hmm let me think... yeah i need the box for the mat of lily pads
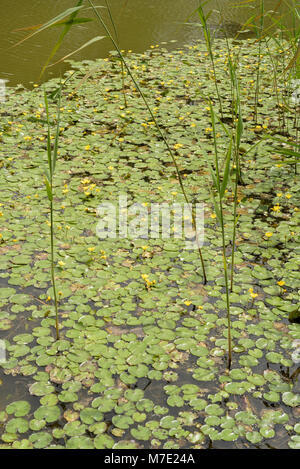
[0,38,299,449]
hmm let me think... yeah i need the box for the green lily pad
[29,382,55,396]
[29,432,53,448]
[130,425,151,441]
[112,415,134,430]
[259,425,275,439]
[246,431,263,444]
[34,405,61,423]
[5,417,29,434]
[66,436,94,449]
[6,400,31,417]
[58,391,78,403]
[64,421,87,437]
[282,392,300,407]
[205,404,224,416]
[288,436,300,450]
[94,433,114,449]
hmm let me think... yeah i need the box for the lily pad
[6,401,31,417]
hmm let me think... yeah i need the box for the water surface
[0,0,295,87]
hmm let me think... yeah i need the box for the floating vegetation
[0,27,299,450]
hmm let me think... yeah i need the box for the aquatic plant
[208,102,233,369]
[269,135,299,174]
[104,0,127,108]
[227,56,244,291]
[43,83,63,339]
[193,1,224,118]
[253,0,265,124]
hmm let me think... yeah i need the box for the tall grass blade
[39,0,86,78]
[104,0,128,107]
[11,6,85,49]
[52,86,62,175]
[43,82,63,340]
[12,1,105,80]
[220,139,232,199]
[196,2,224,117]
[47,36,105,68]
[209,102,232,369]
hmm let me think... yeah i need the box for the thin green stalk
[208,14,243,295]
[278,17,289,133]
[254,0,265,124]
[271,35,287,132]
[40,0,84,77]
[225,53,244,291]
[222,225,232,370]
[230,114,243,293]
[104,0,127,108]
[217,17,235,122]
[264,37,284,131]
[209,103,232,369]
[44,83,63,340]
[224,38,244,185]
[197,2,224,118]
[50,200,59,340]
[88,0,207,283]
[230,149,239,293]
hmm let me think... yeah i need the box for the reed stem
[44,83,62,340]
[209,102,232,369]
[50,199,60,340]
[104,0,127,108]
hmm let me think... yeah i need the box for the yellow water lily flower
[249,288,258,299]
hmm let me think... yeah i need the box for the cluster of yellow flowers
[87,247,107,261]
[249,288,258,299]
[81,178,99,196]
[141,273,156,290]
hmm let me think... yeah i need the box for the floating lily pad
[29,382,55,396]
[282,392,300,408]
[34,405,61,423]
[66,436,94,449]
[6,401,31,417]
[5,417,29,434]
[0,33,299,451]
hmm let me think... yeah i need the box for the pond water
[0,0,296,87]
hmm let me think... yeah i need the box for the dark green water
[0,0,296,87]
